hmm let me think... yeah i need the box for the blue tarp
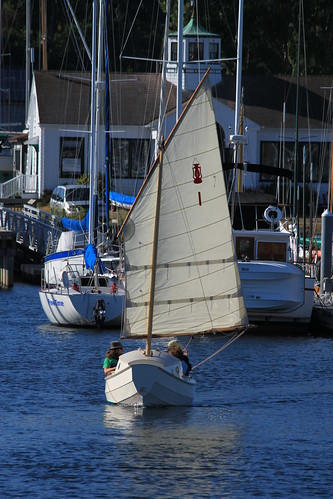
[62,211,89,232]
[109,191,135,209]
[84,243,106,273]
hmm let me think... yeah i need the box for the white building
[5,16,333,208]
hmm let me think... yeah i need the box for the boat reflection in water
[102,404,241,494]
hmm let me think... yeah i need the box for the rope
[191,327,249,371]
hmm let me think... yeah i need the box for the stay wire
[191,327,248,371]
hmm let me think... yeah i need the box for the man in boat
[167,340,192,376]
[103,341,123,375]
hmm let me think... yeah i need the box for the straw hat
[167,340,181,350]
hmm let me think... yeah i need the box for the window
[189,42,203,61]
[257,242,286,262]
[171,42,178,62]
[111,139,150,179]
[235,237,254,260]
[260,141,330,183]
[209,43,218,60]
[60,137,85,178]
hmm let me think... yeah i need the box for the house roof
[34,71,192,127]
[33,71,333,132]
[213,74,333,130]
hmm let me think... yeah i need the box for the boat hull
[238,261,314,328]
[105,349,196,407]
[311,301,333,332]
[39,289,124,327]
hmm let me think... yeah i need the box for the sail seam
[127,290,243,308]
[127,257,236,271]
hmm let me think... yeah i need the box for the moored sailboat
[39,0,125,327]
[105,71,249,406]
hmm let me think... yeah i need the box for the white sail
[122,75,248,338]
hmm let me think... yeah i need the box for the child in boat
[103,341,123,375]
[167,340,192,376]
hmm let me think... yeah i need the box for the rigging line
[191,327,248,371]
[120,0,144,60]
[61,0,87,71]
[62,0,92,63]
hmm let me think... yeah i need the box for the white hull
[233,228,315,329]
[105,349,196,407]
[39,288,124,327]
[239,261,314,325]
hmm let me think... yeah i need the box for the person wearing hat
[167,340,192,376]
[103,341,124,375]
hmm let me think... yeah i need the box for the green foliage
[77,173,107,199]
[1,0,333,75]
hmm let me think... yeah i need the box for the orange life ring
[110,283,118,294]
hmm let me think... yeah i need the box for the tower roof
[170,15,219,38]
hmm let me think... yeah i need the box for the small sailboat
[39,0,125,327]
[105,71,249,406]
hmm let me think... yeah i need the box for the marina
[1,0,333,493]
[1,282,332,497]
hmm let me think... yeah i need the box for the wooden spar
[146,145,164,356]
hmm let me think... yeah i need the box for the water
[1,283,333,498]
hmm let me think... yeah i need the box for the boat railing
[41,267,82,294]
[295,261,318,280]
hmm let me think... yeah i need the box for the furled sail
[121,75,248,338]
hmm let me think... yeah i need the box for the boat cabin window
[236,237,255,261]
[257,242,286,261]
[80,276,109,287]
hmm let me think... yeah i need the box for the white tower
[166,13,223,91]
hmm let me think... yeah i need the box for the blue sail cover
[84,243,106,273]
[62,211,89,232]
[109,191,135,209]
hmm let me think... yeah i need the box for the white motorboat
[234,224,315,330]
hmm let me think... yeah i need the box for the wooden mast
[41,0,48,70]
[145,146,163,356]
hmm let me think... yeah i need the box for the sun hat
[110,340,123,350]
[167,340,181,349]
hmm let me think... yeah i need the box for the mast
[41,0,48,70]
[104,0,110,227]
[293,0,302,223]
[234,0,243,145]
[146,149,163,356]
[230,0,244,224]
[176,0,183,119]
[88,0,97,245]
[26,0,31,122]
[155,0,171,160]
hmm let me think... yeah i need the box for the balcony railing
[0,174,37,199]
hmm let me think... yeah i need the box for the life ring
[110,283,118,294]
[264,205,282,224]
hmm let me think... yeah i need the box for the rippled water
[1,283,333,497]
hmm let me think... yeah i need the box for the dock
[0,229,16,288]
[0,203,63,285]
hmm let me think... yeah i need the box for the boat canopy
[62,211,89,232]
[84,243,106,273]
[109,191,135,210]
